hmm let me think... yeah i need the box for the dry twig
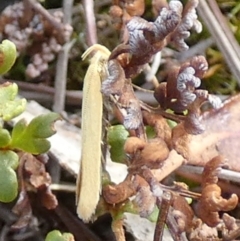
[53,0,75,112]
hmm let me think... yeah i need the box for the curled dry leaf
[188,219,218,241]
[38,187,58,210]
[11,189,32,230]
[113,80,144,131]
[201,155,226,185]
[142,111,172,147]
[170,0,202,51]
[152,0,168,17]
[172,194,194,234]
[195,156,238,227]
[101,57,144,131]
[134,177,156,218]
[101,59,125,96]
[172,122,190,159]
[154,56,224,159]
[124,0,145,17]
[24,153,58,209]
[125,136,169,170]
[108,0,201,78]
[11,153,32,230]
[154,55,208,113]
[222,213,238,234]
[102,178,136,204]
[109,0,145,30]
[109,5,124,30]
[186,94,240,170]
[124,136,145,155]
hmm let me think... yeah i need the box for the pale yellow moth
[76,44,110,222]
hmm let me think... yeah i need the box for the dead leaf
[195,156,238,227]
[187,94,240,171]
[24,153,58,209]
[11,189,32,230]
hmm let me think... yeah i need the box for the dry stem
[197,0,240,85]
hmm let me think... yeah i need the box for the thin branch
[52,0,74,113]
[0,79,158,107]
[178,164,240,184]
[143,51,162,88]
[83,0,98,45]
[53,38,76,112]
[50,183,76,192]
[63,0,73,24]
[176,165,240,197]
[154,192,172,241]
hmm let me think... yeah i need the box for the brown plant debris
[172,194,194,234]
[124,136,169,170]
[188,219,218,241]
[23,153,58,210]
[102,177,136,205]
[195,156,238,227]
[79,0,240,240]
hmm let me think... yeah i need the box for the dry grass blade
[197,0,240,85]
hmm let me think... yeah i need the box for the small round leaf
[0,40,17,75]
[0,163,18,202]
[107,125,129,163]
[45,230,74,241]
[0,128,11,147]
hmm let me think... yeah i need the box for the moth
[76,44,110,222]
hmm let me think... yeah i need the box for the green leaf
[0,150,19,202]
[0,40,17,75]
[145,125,156,139]
[11,113,60,154]
[107,125,129,163]
[0,82,26,121]
[62,233,75,241]
[45,230,65,241]
[0,128,11,147]
[45,230,74,241]
[0,150,18,170]
[147,205,159,223]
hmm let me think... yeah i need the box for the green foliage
[0,93,59,202]
[0,150,18,202]
[145,125,156,139]
[0,82,26,121]
[11,113,60,154]
[107,125,129,163]
[0,128,11,147]
[0,84,59,201]
[147,206,159,223]
[45,230,75,241]
[0,40,17,75]
[0,38,61,236]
